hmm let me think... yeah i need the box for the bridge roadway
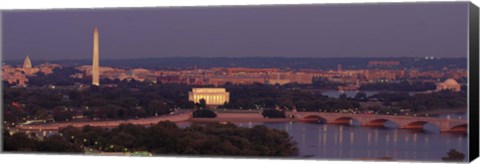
[16,111,192,131]
[287,111,467,132]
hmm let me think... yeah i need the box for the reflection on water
[258,122,468,162]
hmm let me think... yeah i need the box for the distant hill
[4,57,466,70]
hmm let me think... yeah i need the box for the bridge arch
[366,118,399,128]
[402,121,439,130]
[332,116,359,125]
[299,115,327,124]
[448,124,467,133]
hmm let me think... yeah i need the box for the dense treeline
[3,82,195,123]
[220,83,360,112]
[4,121,298,156]
[261,110,286,118]
[359,81,436,91]
[3,129,83,153]
[442,149,465,161]
[311,77,341,90]
[368,90,467,113]
[28,67,86,87]
[397,90,467,112]
[3,121,298,156]
[192,109,217,118]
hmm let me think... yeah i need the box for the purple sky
[2,2,469,60]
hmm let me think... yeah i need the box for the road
[16,110,192,131]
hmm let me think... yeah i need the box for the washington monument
[92,27,100,86]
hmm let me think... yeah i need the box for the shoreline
[188,117,292,123]
[415,108,466,115]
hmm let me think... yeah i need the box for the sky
[1,2,469,60]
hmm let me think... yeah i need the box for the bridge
[14,110,467,133]
[287,111,467,133]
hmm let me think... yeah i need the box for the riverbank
[190,112,292,123]
[15,111,192,131]
[189,117,291,123]
[415,108,466,115]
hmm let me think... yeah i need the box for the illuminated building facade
[23,56,32,69]
[436,78,461,92]
[188,88,230,106]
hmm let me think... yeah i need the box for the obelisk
[92,27,100,86]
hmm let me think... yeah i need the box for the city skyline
[2,2,469,60]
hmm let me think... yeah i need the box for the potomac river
[178,118,468,162]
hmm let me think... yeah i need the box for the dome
[443,78,459,86]
[23,56,32,69]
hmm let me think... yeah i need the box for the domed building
[436,78,461,92]
[22,56,38,76]
[23,56,32,69]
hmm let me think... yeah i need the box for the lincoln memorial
[188,88,230,106]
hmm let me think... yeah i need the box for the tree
[33,108,51,120]
[442,149,465,161]
[36,135,83,153]
[3,129,13,150]
[354,92,368,101]
[261,110,286,118]
[197,98,207,109]
[415,105,428,112]
[147,100,169,116]
[3,132,37,151]
[52,106,74,122]
[192,109,217,118]
[8,121,298,156]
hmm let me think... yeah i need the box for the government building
[188,88,230,106]
[436,78,461,92]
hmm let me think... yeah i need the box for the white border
[0,0,478,164]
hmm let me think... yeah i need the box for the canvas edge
[468,1,479,162]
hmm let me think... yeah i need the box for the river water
[175,118,468,162]
[314,90,468,161]
[241,122,467,162]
